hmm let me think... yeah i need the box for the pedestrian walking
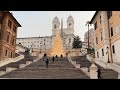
[61,54,63,60]
[97,67,102,79]
[55,55,58,58]
[46,59,49,68]
[52,56,55,62]
[44,53,47,57]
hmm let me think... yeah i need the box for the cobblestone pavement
[0,57,89,79]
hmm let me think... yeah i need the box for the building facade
[90,11,120,63]
[16,15,74,51]
[84,28,95,49]
[0,11,21,61]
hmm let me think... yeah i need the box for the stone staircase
[71,55,118,79]
[72,56,92,68]
[0,57,89,79]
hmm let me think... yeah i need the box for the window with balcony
[94,21,97,30]
[101,31,103,41]
[97,51,99,58]
[111,27,113,37]
[12,38,15,45]
[13,25,17,33]
[8,20,12,29]
[112,45,115,54]
[96,37,98,45]
[100,16,101,24]
[102,49,104,56]
[11,52,12,58]
[7,32,10,43]
[5,50,7,56]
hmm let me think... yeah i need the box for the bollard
[75,64,80,68]
[6,67,13,72]
[19,64,26,68]
[26,61,32,65]
[89,63,98,79]
[118,73,120,79]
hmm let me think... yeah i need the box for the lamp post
[40,43,41,53]
[44,44,46,53]
[106,47,110,63]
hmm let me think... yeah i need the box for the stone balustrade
[6,67,16,73]
[0,54,24,67]
[67,53,91,77]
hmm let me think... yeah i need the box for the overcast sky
[11,11,95,41]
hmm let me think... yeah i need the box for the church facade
[16,15,74,51]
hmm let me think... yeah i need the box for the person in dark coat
[97,67,102,79]
[46,59,49,68]
[44,53,47,57]
[52,56,55,62]
[55,55,58,58]
[61,54,63,60]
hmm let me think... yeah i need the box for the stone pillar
[19,64,26,68]
[79,52,82,56]
[118,73,120,79]
[106,63,112,69]
[89,63,98,79]
[6,67,13,72]
[75,64,80,68]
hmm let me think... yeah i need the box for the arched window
[69,23,72,28]
[7,32,10,43]
[54,24,57,29]
[12,38,14,45]
[11,52,12,58]
[63,38,65,45]
[12,36,15,45]
[69,38,71,44]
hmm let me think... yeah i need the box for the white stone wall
[16,37,52,50]
[112,40,120,63]
[95,45,108,63]
[63,28,74,35]
[16,45,26,53]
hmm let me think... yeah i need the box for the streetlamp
[85,21,90,49]
[106,47,110,63]
[40,43,41,53]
